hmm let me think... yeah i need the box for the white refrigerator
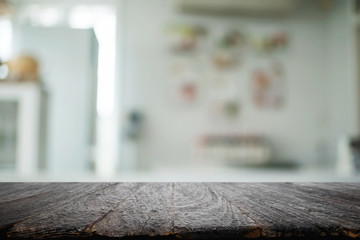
[13,26,98,176]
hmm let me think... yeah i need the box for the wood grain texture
[261,183,360,231]
[8,183,143,239]
[210,183,329,237]
[0,183,113,229]
[174,183,260,239]
[211,183,360,238]
[0,183,59,203]
[92,183,173,238]
[294,182,360,202]
[0,182,359,239]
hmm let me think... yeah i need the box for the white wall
[121,0,340,169]
[326,0,359,165]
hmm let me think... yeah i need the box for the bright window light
[68,5,113,29]
[0,17,12,61]
[22,5,62,27]
[69,5,116,118]
[68,5,96,29]
[40,7,61,27]
[94,14,116,118]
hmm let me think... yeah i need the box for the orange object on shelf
[6,55,40,82]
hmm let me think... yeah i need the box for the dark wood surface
[0,182,359,239]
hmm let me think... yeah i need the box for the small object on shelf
[6,55,40,82]
[0,59,9,80]
[124,110,144,141]
[336,136,360,176]
[0,0,13,16]
[197,134,271,166]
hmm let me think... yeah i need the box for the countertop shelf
[0,182,359,239]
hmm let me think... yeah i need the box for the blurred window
[0,17,12,61]
[68,5,116,117]
[18,5,63,27]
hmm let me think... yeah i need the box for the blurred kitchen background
[1,0,360,181]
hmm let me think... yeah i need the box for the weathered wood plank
[261,182,360,212]
[229,183,359,238]
[7,183,143,239]
[260,182,360,238]
[294,182,360,201]
[0,183,20,193]
[0,182,70,204]
[174,183,259,239]
[211,183,343,238]
[0,183,113,229]
[0,183,54,200]
[0,182,359,240]
[92,183,173,238]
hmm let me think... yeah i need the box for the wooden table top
[0,182,359,239]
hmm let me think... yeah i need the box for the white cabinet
[0,82,42,176]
